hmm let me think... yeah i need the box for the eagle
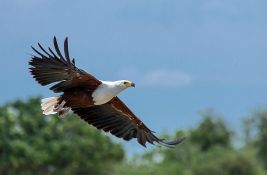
[29,37,185,147]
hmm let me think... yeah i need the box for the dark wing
[29,37,101,93]
[73,97,185,147]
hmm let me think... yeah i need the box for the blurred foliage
[116,110,267,175]
[0,97,124,175]
[190,110,232,151]
[1,97,267,175]
[252,111,267,169]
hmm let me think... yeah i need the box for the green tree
[0,97,124,175]
[253,111,267,169]
[116,110,267,175]
[191,149,262,175]
[190,110,232,151]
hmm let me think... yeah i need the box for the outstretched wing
[73,97,185,147]
[29,37,101,93]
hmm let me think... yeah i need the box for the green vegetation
[1,97,267,175]
[0,97,124,175]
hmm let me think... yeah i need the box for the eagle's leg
[54,100,71,119]
[58,108,71,119]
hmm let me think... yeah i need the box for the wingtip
[166,137,186,145]
[72,58,75,65]
[159,136,186,148]
[141,143,147,148]
[53,36,57,45]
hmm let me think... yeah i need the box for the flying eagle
[29,37,185,147]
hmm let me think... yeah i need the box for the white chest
[92,81,125,105]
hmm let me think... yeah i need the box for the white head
[114,80,135,89]
[93,80,135,105]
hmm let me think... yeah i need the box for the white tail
[41,97,59,115]
[41,97,71,118]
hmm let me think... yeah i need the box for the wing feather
[53,36,65,59]
[72,97,185,147]
[38,43,53,58]
[64,37,71,61]
[29,37,101,93]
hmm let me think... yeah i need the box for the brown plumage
[29,37,185,147]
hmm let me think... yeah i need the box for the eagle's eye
[123,82,128,85]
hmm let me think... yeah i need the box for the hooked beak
[131,82,135,87]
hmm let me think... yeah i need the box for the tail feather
[41,97,71,118]
[41,97,59,115]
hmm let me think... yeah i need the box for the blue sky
[1,0,267,153]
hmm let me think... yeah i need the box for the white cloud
[117,68,192,88]
[141,69,192,87]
